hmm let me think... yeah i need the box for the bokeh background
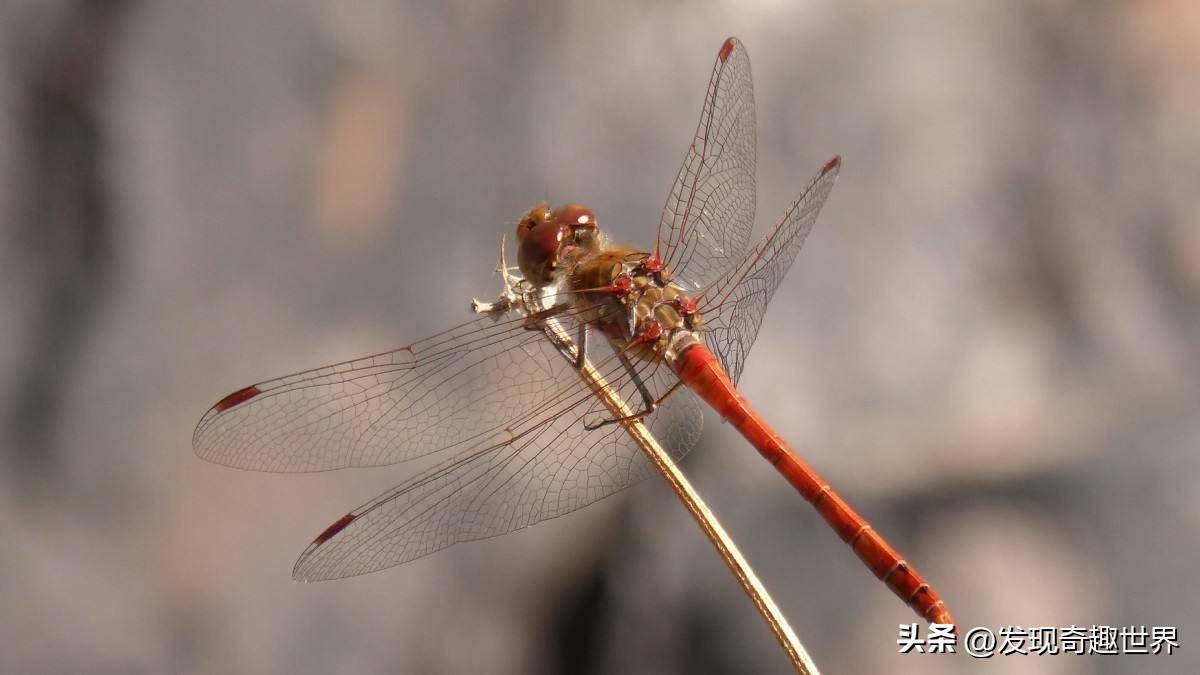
[2,1,1198,673]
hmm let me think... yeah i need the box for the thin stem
[543,320,820,675]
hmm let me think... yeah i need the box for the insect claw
[582,415,608,431]
[584,408,653,431]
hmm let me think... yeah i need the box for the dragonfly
[194,37,953,627]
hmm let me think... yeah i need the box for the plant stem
[543,320,820,675]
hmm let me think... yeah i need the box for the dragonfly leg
[543,319,591,369]
[574,321,589,369]
[583,351,684,431]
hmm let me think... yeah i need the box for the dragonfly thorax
[567,246,704,362]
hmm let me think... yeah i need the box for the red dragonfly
[195,37,953,627]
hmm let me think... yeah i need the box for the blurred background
[2,1,1198,673]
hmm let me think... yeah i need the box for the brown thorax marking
[568,245,703,362]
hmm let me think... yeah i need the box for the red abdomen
[670,343,954,627]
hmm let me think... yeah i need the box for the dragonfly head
[516,203,600,286]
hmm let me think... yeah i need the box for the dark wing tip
[313,512,357,547]
[212,384,262,412]
[718,37,738,62]
[292,512,358,582]
[822,155,842,177]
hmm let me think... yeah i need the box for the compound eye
[516,219,534,242]
[517,221,568,286]
[516,203,554,242]
[552,204,596,229]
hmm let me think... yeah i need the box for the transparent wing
[291,340,703,580]
[195,305,594,472]
[698,157,841,384]
[193,300,703,579]
[655,37,756,292]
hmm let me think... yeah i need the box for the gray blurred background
[2,1,1198,673]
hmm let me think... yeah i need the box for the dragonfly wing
[656,37,756,292]
[195,307,596,472]
[700,157,841,384]
[292,345,704,580]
